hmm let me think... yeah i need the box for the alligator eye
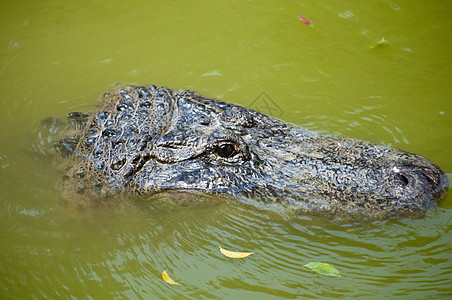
[396,173,410,187]
[215,143,237,158]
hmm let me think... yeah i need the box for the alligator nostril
[398,173,409,186]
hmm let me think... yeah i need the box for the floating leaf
[303,262,342,277]
[162,269,180,285]
[298,13,313,26]
[219,246,253,258]
[371,37,389,49]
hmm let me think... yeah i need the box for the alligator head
[57,85,448,219]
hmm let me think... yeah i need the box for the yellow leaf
[219,246,253,258]
[162,269,180,285]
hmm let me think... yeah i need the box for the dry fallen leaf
[219,246,253,258]
[298,13,313,26]
[162,269,180,285]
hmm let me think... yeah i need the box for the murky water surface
[1,0,451,298]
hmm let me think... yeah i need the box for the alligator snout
[386,160,448,207]
[250,132,449,218]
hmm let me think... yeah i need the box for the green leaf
[371,37,389,49]
[303,262,342,277]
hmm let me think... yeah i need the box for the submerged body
[57,85,448,219]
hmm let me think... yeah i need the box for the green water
[1,0,451,298]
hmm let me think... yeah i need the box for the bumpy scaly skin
[57,85,448,219]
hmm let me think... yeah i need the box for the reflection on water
[299,102,411,147]
[2,192,452,298]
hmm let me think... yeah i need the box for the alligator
[56,85,448,219]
